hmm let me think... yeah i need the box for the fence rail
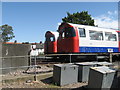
[0,65,38,70]
[0,55,30,59]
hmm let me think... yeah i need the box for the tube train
[44,23,120,60]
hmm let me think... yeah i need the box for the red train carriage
[44,31,59,54]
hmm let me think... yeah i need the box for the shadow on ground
[41,76,53,85]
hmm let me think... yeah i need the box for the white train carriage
[67,23,119,53]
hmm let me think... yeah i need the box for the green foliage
[0,24,15,42]
[62,11,95,26]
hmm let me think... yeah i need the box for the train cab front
[57,23,79,53]
[44,31,59,54]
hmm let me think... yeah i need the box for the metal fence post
[70,54,72,63]
[34,56,37,81]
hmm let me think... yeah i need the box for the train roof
[51,31,59,35]
[61,22,118,32]
[46,31,58,35]
[45,31,59,40]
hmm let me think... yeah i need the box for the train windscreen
[64,27,76,38]
[45,35,55,42]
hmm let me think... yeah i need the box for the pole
[70,54,72,63]
[34,56,37,81]
[109,53,112,63]
[30,55,31,66]
[96,55,98,62]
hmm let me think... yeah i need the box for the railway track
[31,56,63,65]
[30,53,120,65]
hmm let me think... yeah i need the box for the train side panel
[78,27,119,53]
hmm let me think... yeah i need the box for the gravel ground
[2,64,53,80]
[1,72,87,89]
[1,64,87,89]
[1,61,120,89]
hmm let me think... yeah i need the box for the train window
[64,27,76,37]
[46,36,55,42]
[50,37,55,42]
[89,30,103,40]
[78,28,86,37]
[63,32,65,38]
[105,32,117,41]
[59,30,65,38]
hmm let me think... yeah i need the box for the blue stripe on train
[79,47,119,53]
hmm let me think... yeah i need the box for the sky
[1,2,119,43]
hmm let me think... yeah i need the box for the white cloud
[93,10,118,29]
[108,11,113,15]
[107,10,118,16]
[114,10,117,15]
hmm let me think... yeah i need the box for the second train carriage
[44,31,59,54]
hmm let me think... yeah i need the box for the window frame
[78,28,86,37]
[105,32,117,41]
[59,26,76,38]
[89,30,104,41]
[64,27,76,38]
[45,35,55,42]
[118,32,120,41]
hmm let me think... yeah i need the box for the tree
[62,11,95,26]
[0,24,15,42]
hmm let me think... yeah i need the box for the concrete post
[29,55,31,66]
[70,54,72,63]
[109,53,112,63]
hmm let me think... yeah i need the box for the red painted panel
[45,40,57,54]
[116,31,120,33]
[47,41,57,53]
[57,23,79,53]
[119,42,120,52]
[117,31,120,52]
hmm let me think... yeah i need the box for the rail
[45,53,120,63]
